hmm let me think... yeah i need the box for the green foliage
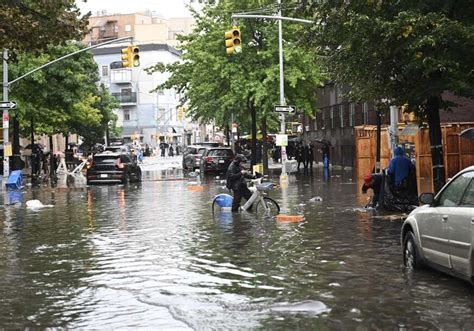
[147,0,323,133]
[299,0,474,115]
[9,43,118,145]
[0,0,90,53]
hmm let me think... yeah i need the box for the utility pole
[2,36,133,180]
[2,49,9,178]
[232,7,312,181]
[277,0,287,173]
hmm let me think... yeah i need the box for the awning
[122,127,141,137]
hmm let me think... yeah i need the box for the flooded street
[1,168,473,329]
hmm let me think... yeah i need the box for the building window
[125,25,131,32]
[339,105,344,128]
[123,109,130,121]
[330,107,334,129]
[349,103,355,127]
[363,102,369,124]
[321,110,326,129]
[157,107,165,121]
[101,65,109,77]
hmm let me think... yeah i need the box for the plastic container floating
[276,214,305,222]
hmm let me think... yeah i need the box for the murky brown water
[0,168,473,329]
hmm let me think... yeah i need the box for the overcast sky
[76,0,195,18]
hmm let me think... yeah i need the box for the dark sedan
[86,152,141,185]
[200,147,234,174]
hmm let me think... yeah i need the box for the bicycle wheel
[212,193,233,216]
[255,197,280,217]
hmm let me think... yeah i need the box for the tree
[299,1,474,192]
[9,43,118,153]
[148,0,322,168]
[0,0,89,53]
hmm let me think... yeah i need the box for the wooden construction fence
[355,122,474,193]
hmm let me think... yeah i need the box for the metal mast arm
[9,36,133,86]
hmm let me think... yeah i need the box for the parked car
[196,142,220,148]
[182,145,208,171]
[200,147,234,174]
[86,151,142,185]
[401,165,474,282]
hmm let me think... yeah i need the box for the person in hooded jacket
[226,154,256,212]
[388,146,414,187]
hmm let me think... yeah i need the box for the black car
[86,152,141,185]
[200,147,234,174]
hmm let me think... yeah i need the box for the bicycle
[212,176,280,217]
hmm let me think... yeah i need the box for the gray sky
[75,0,195,18]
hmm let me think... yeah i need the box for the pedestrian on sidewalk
[160,143,166,157]
[304,143,314,169]
[296,143,304,171]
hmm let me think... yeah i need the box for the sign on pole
[274,105,296,114]
[0,101,16,109]
[276,134,288,147]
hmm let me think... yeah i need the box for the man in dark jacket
[226,154,254,212]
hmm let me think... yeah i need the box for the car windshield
[198,148,207,155]
[438,171,473,207]
[187,147,198,154]
[94,155,119,165]
[208,149,233,157]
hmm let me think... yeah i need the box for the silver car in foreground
[401,165,474,282]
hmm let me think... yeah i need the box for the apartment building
[85,11,200,146]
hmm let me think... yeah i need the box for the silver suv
[401,165,474,282]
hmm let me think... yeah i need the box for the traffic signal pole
[232,6,312,180]
[2,36,133,180]
[3,49,10,178]
[277,0,287,171]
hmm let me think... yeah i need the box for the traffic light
[121,45,140,68]
[131,45,140,67]
[224,26,242,55]
[121,46,132,68]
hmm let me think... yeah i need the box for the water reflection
[0,168,473,329]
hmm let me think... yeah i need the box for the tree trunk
[65,134,69,153]
[250,103,257,167]
[261,116,268,175]
[49,135,55,177]
[225,123,230,146]
[30,118,34,144]
[426,96,445,193]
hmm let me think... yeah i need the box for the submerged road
[0,166,472,329]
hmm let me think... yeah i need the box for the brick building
[303,83,474,169]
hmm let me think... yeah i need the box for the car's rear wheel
[403,231,423,270]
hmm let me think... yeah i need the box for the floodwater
[0,168,473,329]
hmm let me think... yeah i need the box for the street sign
[274,105,296,113]
[0,101,16,109]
